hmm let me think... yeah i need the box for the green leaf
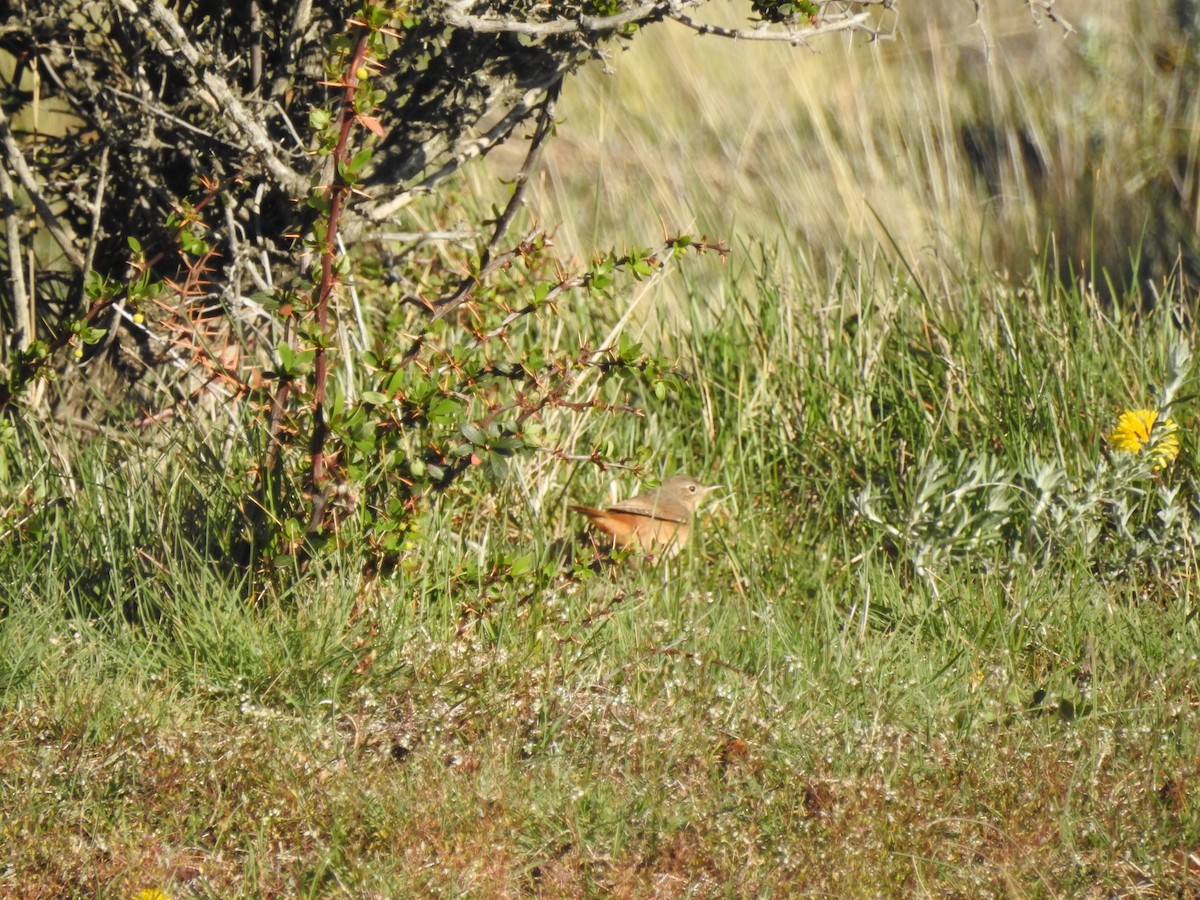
[179,230,209,256]
[617,333,642,361]
[277,343,315,377]
[83,271,107,300]
[309,108,332,131]
[307,192,332,215]
[524,347,546,374]
[385,370,407,394]
[365,4,390,27]
[461,422,488,446]
[507,553,533,578]
[347,148,373,175]
[427,397,459,424]
[588,259,615,293]
[489,454,509,479]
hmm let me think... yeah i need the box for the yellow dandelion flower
[1110,408,1180,470]
[136,891,170,900]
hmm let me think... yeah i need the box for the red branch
[309,28,372,506]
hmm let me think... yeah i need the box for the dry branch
[0,0,900,413]
[0,105,85,270]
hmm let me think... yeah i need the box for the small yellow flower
[136,891,170,900]
[1110,408,1180,470]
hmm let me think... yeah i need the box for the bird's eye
[688,485,697,493]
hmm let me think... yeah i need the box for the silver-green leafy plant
[855,342,1195,592]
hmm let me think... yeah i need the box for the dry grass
[3,672,1198,897]
[512,0,1200,302]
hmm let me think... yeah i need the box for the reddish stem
[309,30,371,494]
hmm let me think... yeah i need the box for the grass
[4,252,1200,896]
[528,0,1200,301]
[5,0,1200,896]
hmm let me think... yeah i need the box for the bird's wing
[608,493,690,522]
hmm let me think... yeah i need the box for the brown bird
[570,475,717,554]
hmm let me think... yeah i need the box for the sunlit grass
[4,0,1200,894]
[519,0,1200,310]
[4,249,1200,893]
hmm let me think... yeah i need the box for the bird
[569,475,717,554]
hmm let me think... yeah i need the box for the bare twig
[968,0,993,63]
[1024,0,1075,34]
[437,0,669,37]
[372,230,480,245]
[431,84,561,323]
[539,448,641,471]
[80,144,110,307]
[101,85,227,143]
[484,85,559,260]
[669,9,875,43]
[0,105,86,270]
[367,76,565,221]
[249,1,264,93]
[439,0,891,44]
[113,0,307,195]
[469,237,726,353]
[0,163,30,354]
[271,0,317,101]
